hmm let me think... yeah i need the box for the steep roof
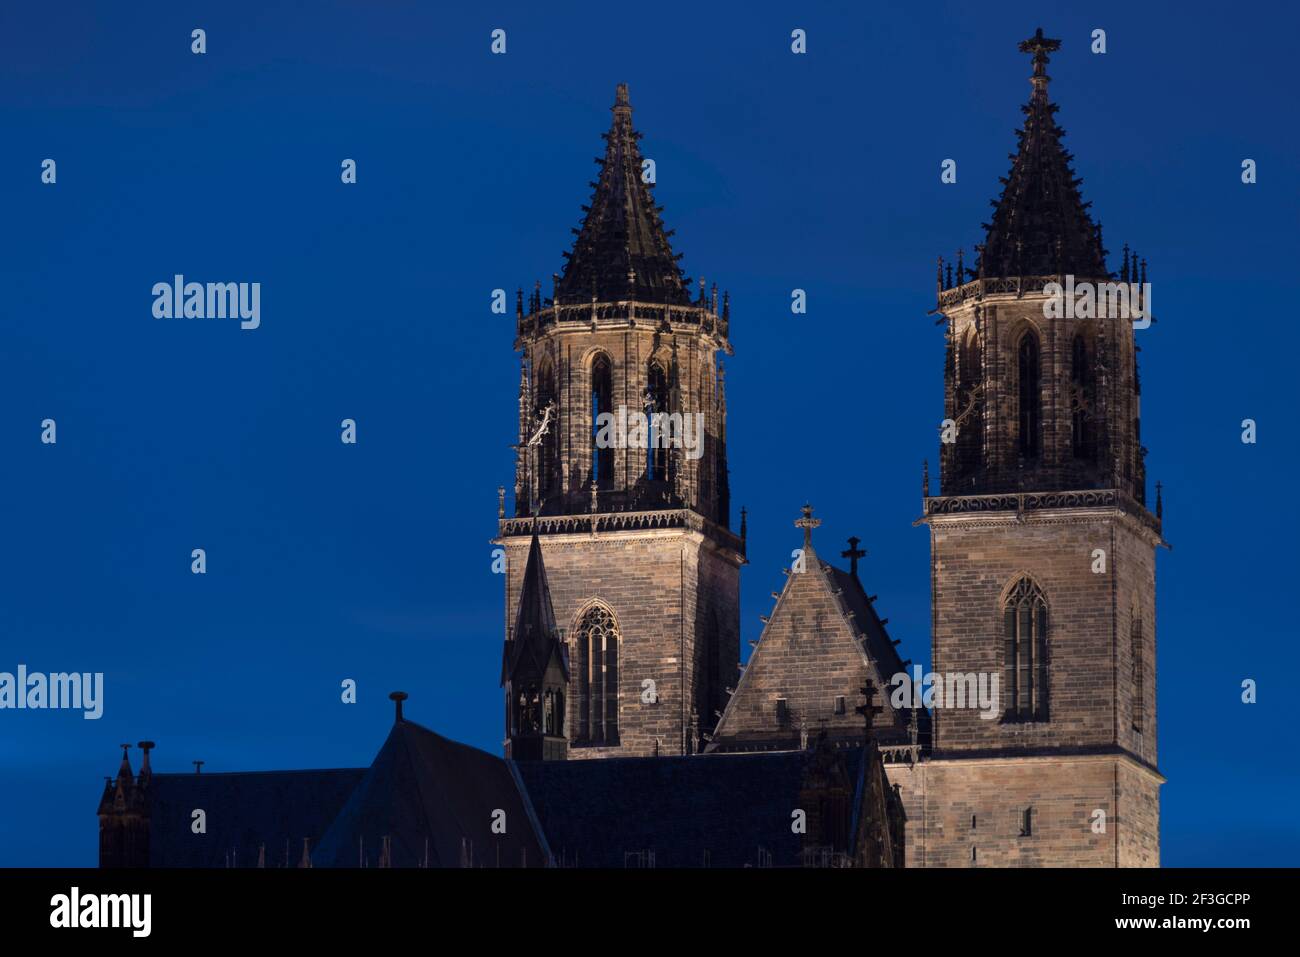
[554,83,692,306]
[977,29,1108,280]
[514,748,868,868]
[311,718,548,868]
[145,768,365,867]
[708,531,927,753]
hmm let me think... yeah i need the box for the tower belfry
[498,85,744,760]
[903,30,1165,867]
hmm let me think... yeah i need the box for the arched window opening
[956,330,984,472]
[590,354,614,490]
[1071,334,1097,461]
[1002,577,1049,721]
[534,360,560,499]
[646,361,671,482]
[575,605,619,745]
[1017,332,1041,460]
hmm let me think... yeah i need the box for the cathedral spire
[502,530,567,687]
[977,29,1107,280]
[501,530,570,760]
[555,84,691,306]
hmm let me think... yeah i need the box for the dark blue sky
[2,0,1296,866]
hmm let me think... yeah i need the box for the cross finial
[192,760,204,775]
[855,679,883,735]
[794,503,820,550]
[1018,27,1061,100]
[841,536,866,578]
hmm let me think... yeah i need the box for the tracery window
[575,605,619,744]
[1003,577,1049,721]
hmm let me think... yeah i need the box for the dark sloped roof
[978,29,1107,280]
[515,749,865,868]
[311,719,547,868]
[554,83,692,306]
[823,561,930,739]
[146,768,365,867]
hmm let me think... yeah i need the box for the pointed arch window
[534,360,560,499]
[590,354,614,489]
[1002,577,1048,721]
[956,329,984,473]
[1017,332,1041,460]
[575,605,619,745]
[646,361,671,482]
[1071,334,1097,461]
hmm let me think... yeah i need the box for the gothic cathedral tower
[498,85,744,759]
[911,31,1163,865]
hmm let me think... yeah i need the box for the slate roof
[145,768,365,867]
[822,560,930,740]
[310,718,547,868]
[515,748,867,868]
[553,84,692,306]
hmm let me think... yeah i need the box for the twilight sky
[1,0,1296,865]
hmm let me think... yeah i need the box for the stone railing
[936,274,1110,311]
[517,300,728,344]
[499,508,745,554]
[923,488,1161,534]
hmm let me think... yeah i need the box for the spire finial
[389,690,409,723]
[1018,27,1061,101]
[613,83,631,116]
[794,503,821,551]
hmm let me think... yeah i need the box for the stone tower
[497,84,744,759]
[899,30,1165,866]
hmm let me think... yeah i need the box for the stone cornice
[936,274,1114,312]
[515,300,732,354]
[496,508,745,561]
[917,488,1165,546]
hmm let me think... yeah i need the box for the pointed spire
[502,530,567,686]
[554,85,691,307]
[977,30,1107,280]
